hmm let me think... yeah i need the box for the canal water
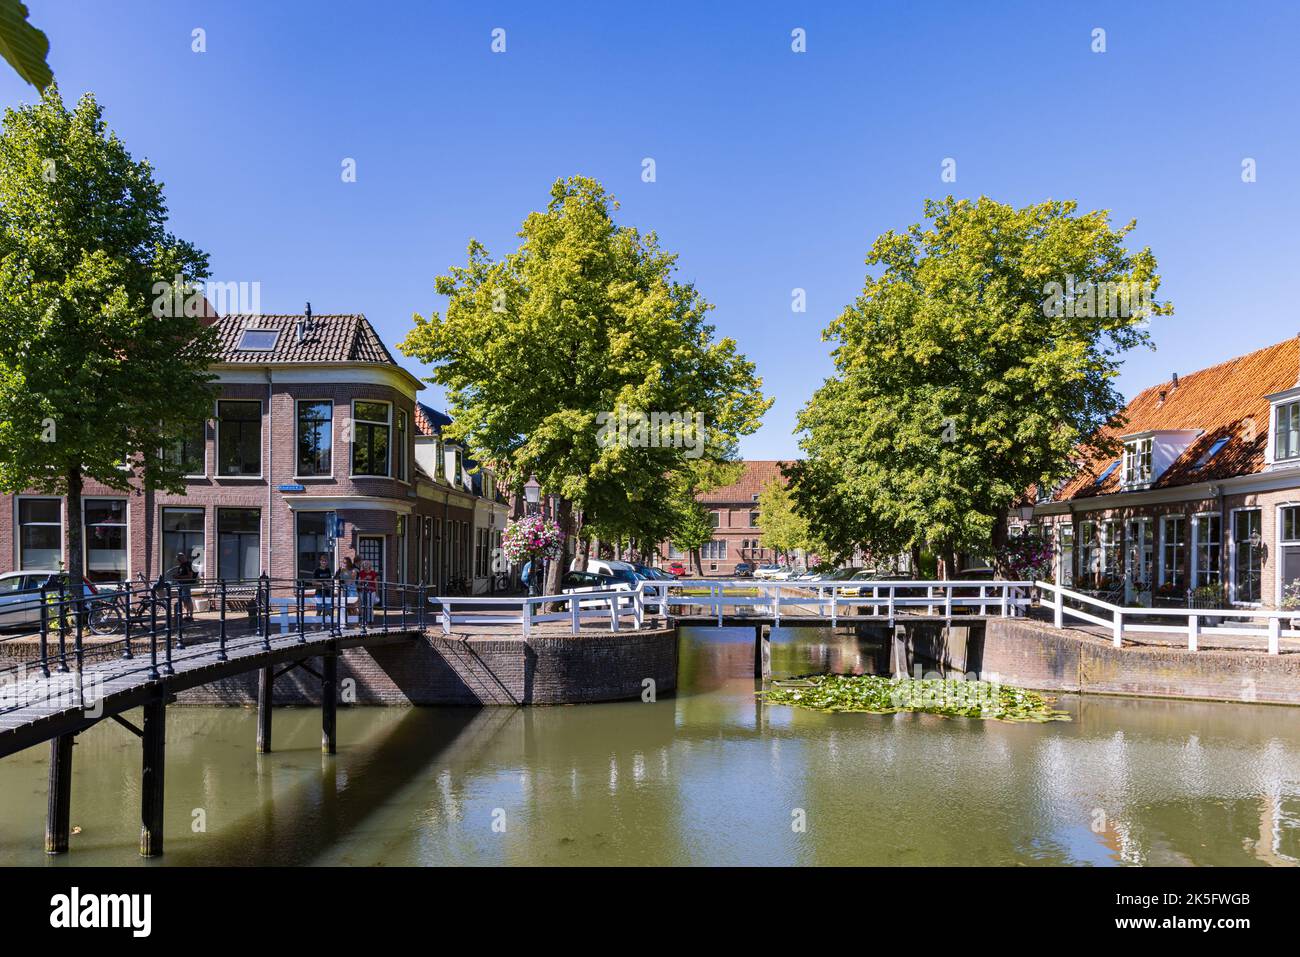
[2,626,1298,866]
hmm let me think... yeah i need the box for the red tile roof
[1057,336,1299,501]
[213,314,398,366]
[698,460,792,503]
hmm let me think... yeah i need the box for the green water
[2,627,1298,866]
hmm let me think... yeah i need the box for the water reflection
[0,626,1296,865]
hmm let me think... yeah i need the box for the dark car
[733,562,753,578]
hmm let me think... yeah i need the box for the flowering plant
[501,514,565,564]
[995,536,1055,580]
[1280,580,1300,611]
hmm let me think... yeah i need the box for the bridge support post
[321,653,337,755]
[891,625,909,678]
[45,732,75,854]
[139,697,166,858]
[753,625,770,680]
[257,665,273,754]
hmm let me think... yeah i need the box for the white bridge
[433,577,1292,655]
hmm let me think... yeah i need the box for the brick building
[659,460,796,575]
[0,312,510,595]
[1028,335,1300,609]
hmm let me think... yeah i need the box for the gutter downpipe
[267,370,274,581]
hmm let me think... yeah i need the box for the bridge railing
[429,587,646,637]
[1036,579,1290,654]
[0,575,430,710]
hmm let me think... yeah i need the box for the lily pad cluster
[759,674,1071,722]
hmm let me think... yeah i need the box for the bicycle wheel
[87,599,124,635]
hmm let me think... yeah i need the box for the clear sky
[4,1,1298,458]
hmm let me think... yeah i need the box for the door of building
[1125,518,1153,602]
[359,535,385,605]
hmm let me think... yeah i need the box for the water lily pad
[759,674,1071,722]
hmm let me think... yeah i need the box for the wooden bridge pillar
[891,625,910,678]
[256,665,273,754]
[45,732,74,854]
[321,653,337,755]
[139,698,166,857]
[754,625,771,680]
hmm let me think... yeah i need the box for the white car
[560,569,637,609]
[752,564,783,580]
[0,570,95,629]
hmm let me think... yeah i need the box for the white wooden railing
[1036,579,1289,655]
[430,578,1032,636]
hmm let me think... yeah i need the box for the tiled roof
[414,403,452,437]
[213,314,399,366]
[699,460,792,504]
[1057,336,1299,501]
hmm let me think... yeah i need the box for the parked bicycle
[445,575,473,596]
[85,573,169,636]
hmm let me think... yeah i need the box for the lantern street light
[524,475,541,515]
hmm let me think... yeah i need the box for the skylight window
[1196,437,1229,468]
[237,329,279,351]
[1095,460,1121,485]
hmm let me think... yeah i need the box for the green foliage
[792,196,1171,561]
[756,477,819,560]
[400,176,770,546]
[0,0,52,90]
[759,674,1071,722]
[0,87,218,510]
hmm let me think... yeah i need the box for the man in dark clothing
[312,554,334,630]
[167,552,199,621]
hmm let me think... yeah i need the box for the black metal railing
[0,575,430,718]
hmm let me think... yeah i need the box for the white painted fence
[431,578,1032,636]
[1036,580,1289,655]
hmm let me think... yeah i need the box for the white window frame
[1275,400,1300,464]
[83,497,130,583]
[164,421,208,479]
[1190,511,1222,590]
[1274,502,1300,607]
[161,506,206,577]
[293,398,335,480]
[351,399,393,478]
[1229,506,1263,606]
[236,328,280,352]
[1157,513,1186,588]
[215,398,264,480]
[1122,437,1153,487]
[16,496,63,571]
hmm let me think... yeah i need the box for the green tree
[757,477,813,564]
[792,196,1170,575]
[0,86,217,592]
[401,176,770,594]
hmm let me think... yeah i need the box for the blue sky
[4,1,1298,458]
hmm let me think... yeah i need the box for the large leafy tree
[791,196,1170,574]
[401,176,770,594]
[0,86,218,589]
[756,477,821,565]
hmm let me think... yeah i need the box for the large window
[84,499,127,583]
[701,539,728,561]
[1160,515,1186,589]
[1192,513,1222,588]
[1123,437,1153,486]
[1078,521,1098,583]
[1058,525,1074,586]
[18,498,61,570]
[1233,509,1262,604]
[352,401,390,476]
[296,511,335,580]
[162,508,205,578]
[1276,401,1300,462]
[708,511,720,528]
[1099,520,1122,582]
[217,400,262,476]
[296,400,333,476]
[1280,506,1300,605]
[165,421,206,476]
[217,508,260,581]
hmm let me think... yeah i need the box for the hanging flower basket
[501,514,565,565]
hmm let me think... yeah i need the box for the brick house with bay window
[0,312,510,597]
[1028,335,1300,609]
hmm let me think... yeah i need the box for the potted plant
[1129,579,1153,608]
[1280,580,1300,630]
[1189,584,1225,627]
[501,514,565,596]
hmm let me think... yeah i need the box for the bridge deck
[0,621,418,760]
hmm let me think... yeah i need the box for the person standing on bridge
[357,559,378,624]
[312,554,334,630]
[335,556,357,626]
[167,551,198,622]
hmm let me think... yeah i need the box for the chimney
[296,302,315,344]
[1157,389,1167,406]
[1171,372,1179,389]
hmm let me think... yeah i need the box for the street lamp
[523,474,541,515]
[523,474,543,596]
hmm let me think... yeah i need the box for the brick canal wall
[0,627,679,707]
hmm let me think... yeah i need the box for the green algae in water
[759,674,1071,723]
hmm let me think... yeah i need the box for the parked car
[667,561,687,578]
[752,564,782,580]
[560,570,636,609]
[631,563,675,582]
[0,571,98,630]
[572,558,645,588]
[732,562,753,578]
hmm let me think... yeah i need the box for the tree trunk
[690,547,701,576]
[65,467,83,586]
[544,497,574,608]
[989,512,1010,577]
[576,535,590,572]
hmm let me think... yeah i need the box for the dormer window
[1276,400,1300,462]
[1123,437,1153,486]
